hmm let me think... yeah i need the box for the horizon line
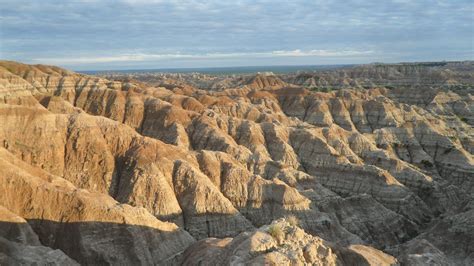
[73,59,473,73]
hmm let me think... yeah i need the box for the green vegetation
[268,224,284,244]
[285,215,299,227]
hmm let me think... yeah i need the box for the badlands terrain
[0,60,473,265]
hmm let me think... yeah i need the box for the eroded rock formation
[0,60,472,265]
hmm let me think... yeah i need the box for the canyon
[0,60,472,265]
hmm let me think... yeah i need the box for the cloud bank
[1,0,472,69]
[32,49,374,64]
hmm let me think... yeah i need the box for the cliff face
[0,60,472,265]
[105,61,474,91]
[182,218,398,265]
[282,61,474,88]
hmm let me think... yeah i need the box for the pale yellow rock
[0,60,472,265]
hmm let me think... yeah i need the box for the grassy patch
[268,224,284,244]
[285,215,299,227]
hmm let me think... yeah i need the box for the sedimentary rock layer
[0,60,472,265]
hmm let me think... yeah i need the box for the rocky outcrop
[0,206,79,265]
[0,146,195,265]
[390,205,474,265]
[282,61,474,88]
[0,60,472,265]
[181,218,398,265]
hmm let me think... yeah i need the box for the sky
[0,0,473,70]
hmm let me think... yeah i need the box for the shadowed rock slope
[0,60,472,265]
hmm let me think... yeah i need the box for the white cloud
[271,49,374,57]
[120,0,165,4]
[32,49,374,65]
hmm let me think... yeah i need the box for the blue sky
[1,0,473,70]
